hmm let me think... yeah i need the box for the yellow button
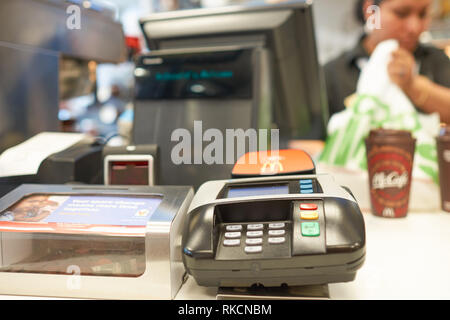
[300,211,319,220]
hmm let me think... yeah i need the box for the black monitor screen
[135,49,253,99]
[139,1,328,139]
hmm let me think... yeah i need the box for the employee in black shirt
[324,0,450,123]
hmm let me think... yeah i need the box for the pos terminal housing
[182,174,365,288]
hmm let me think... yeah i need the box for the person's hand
[387,48,416,92]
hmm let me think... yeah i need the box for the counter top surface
[1,211,449,300]
[328,211,450,299]
[176,211,450,300]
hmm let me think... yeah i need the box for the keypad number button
[226,225,243,231]
[223,239,241,247]
[247,231,263,238]
[269,223,285,229]
[247,224,264,231]
[246,238,263,245]
[268,229,285,236]
[245,246,263,254]
[268,237,286,244]
[224,232,241,239]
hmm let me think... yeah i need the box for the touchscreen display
[226,185,289,198]
[0,194,163,235]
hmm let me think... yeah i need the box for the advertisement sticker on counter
[0,194,162,236]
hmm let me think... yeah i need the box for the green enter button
[301,222,320,237]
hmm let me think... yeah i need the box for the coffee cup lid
[366,129,415,144]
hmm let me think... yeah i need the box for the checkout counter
[176,210,450,300]
[0,1,449,301]
[1,141,449,300]
[0,178,449,300]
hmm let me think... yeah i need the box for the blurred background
[75,0,450,142]
[1,0,448,151]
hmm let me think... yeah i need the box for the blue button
[300,183,313,190]
[300,179,313,185]
[301,188,314,194]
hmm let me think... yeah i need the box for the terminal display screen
[226,185,289,198]
[135,49,253,99]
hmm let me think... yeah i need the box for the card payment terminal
[182,174,365,287]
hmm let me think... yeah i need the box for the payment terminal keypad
[216,200,325,260]
[217,222,292,260]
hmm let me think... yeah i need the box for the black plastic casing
[182,175,366,288]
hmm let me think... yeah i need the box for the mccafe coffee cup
[365,129,416,218]
[437,125,450,212]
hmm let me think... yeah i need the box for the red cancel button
[300,203,317,210]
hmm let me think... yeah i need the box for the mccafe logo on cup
[366,145,414,218]
[366,129,416,218]
[372,172,409,189]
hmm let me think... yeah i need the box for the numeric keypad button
[246,230,263,238]
[245,246,262,254]
[223,239,241,246]
[225,232,241,239]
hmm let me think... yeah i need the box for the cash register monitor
[138,0,328,140]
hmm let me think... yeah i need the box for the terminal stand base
[216,284,330,300]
